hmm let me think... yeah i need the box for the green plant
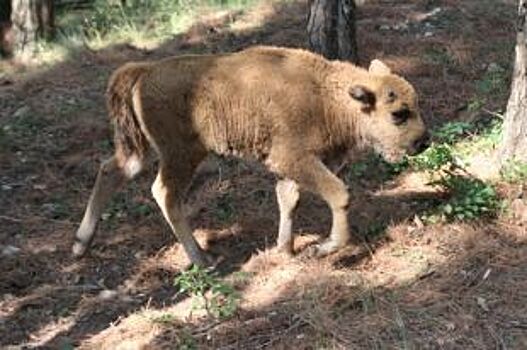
[152,313,177,324]
[409,143,454,171]
[348,119,504,223]
[475,67,508,96]
[500,159,527,183]
[455,118,503,157]
[80,0,257,41]
[404,119,503,223]
[346,153,408,183]
[432,121,473,144]
[174,265,240,319]
[428,174,500,221]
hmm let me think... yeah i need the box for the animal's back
[136,46,330,158]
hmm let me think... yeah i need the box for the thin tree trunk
[500,0,527,163]
[0,0,12,57]
[337,0,358,62]
[307,0,358,63]
[307,0,339,60]
[11,0,54,58]
[0,1,10,23]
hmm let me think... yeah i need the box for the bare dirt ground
[1,0,526,349]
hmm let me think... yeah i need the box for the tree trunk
[500,0,527,163]
[0,0,12,57]
[307,0,358,63]
[0,0,10,23]
[11,0,54,58]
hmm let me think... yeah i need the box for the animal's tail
[106,62,150,169]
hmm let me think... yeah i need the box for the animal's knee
[276,180,300,210]
[329,185,349,210]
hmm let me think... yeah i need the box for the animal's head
[350,60,429,162]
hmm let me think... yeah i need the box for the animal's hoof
[72,242,87,258]
[304,239,347,258]
[273,243,294,257]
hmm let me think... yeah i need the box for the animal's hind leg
[275,179,299,254]
[151,168,214,268]
[72,155,132,257]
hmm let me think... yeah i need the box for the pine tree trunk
[307,0,358,63]
[337,0,358,62]
[11,0,54,58]
[0,0,12,57]
[500,0,527,163]
[0,1,10,23]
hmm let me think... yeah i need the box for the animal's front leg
[305,159,350,256]
[275,179,300,254]
[270,152,351,257]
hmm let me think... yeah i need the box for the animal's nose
[412,132,430,155]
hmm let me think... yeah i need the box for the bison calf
[73,46,429,267]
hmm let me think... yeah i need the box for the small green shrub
[432,121,473,144]
[427,174,500,222]
[500,159,527,183]
[454,118,503,157]
[174,265,240,319]
[346,153,408,183]
[405,120,503,223]
[346,119,503,223]
[409,143,454,171]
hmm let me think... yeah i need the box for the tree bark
[0,1,10,23]
[307,0,358,63]
[11,0,55,58]
[0,0,12,57]
[500,0,527,163]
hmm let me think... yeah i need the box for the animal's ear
[349,85,376,110]
[369,59,392,75]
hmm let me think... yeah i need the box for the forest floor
[1,0,526,349]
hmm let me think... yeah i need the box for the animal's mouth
[382,150,406,163]
[408,132,431,156]
[373,144,406,164]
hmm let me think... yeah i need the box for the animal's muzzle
[410,131,430,155]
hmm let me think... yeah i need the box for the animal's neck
[319,64,370,151]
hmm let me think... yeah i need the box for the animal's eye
[392,108,411,125]
[387,90,397,103]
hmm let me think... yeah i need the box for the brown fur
[73,46,428,266]
[107,63,150,165]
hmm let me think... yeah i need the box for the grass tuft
[174,265,240,319]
